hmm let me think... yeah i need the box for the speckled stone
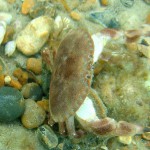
[21,99,46,129]
[37,125,58,149]
[0,86,25,122]
[16,16,53,56]
[21,83,43,101]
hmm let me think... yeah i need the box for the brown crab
[42,28,150,138]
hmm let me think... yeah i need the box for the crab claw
[85,117,117,136]
[78,116,149,138]
[76,94,149,138]
[89,118,146,137]
[114,121,145,136]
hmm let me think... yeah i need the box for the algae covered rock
[16,16,53,56]
[0,86,25,122]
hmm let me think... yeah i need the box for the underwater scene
[0,0,150,150]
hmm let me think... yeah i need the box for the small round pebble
[37,125,58,149]
[70,11,81,21]
[118,136,132,145]
[26,58,42,75]
[21,82,43,101]
[21,99,46,129]
[0,86,25,122]
[100,0,109,6]
[13,68,28,85]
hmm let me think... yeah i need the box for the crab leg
[65,116,77,138]
[58,122,66,135]
[89,88,107,118]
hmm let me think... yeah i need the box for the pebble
[0,86,25,122]
[120,0,134,8]
[26,58,42,75]
[16,16,53,56]
[21,99,46,129]
[13,68,28,85]
[70,11,81,21]
[21,83,43,101]
[21,0,35,15]
[0,21,6,45]
[4,75,11,85]
[4,75,22,90]
[37,99,49,112]
[5,40,16,57]
[0,12,12,25]
[100,0,109,6]
[37,125,58,149]
[118,136,132,145]
[9,78,22,90]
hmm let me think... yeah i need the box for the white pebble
[0,12,12,25]
[4,75,11,84]
[118,136,132,145]
[0,21,6,45]
[5,41,16,57]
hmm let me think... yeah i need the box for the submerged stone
[37,125,58,149]
[0,86,25,122]
[21,99,46,129]
[16,16,53,56]
[21,83,43,101]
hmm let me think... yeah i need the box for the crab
[42,28,150,139]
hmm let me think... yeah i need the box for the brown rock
[26,58,42,75]
[21,99,46,129]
